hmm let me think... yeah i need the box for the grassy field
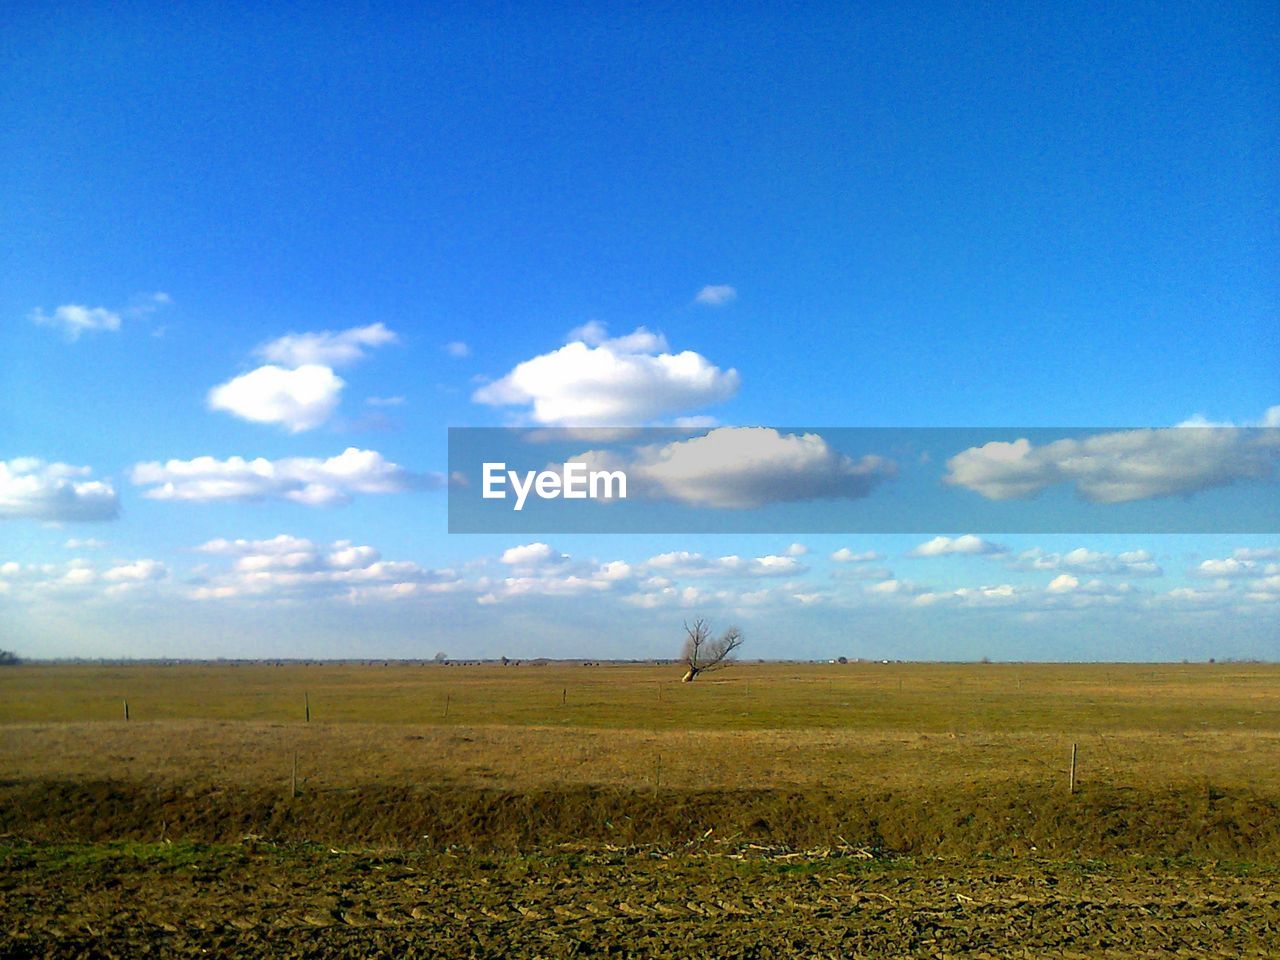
[3,660,1277,731]
[2,661,1279,957]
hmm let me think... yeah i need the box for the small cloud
[694,285,737,307]
[945,413,1280,503]
[500,542,569,567]
[786,543,808,556]
[29,292,172,341]
[444,341,471,358]
[473,324,738,427]
[64,538,108,549]
[207,364,345,433]
[571,427,895,509]
[0,459,119,522]
[831,548,880,563]
[255,323,397,368]
[131,448,441,505]
[29,304,122,340]
[366,396,406,407]
[909,535,1006,557]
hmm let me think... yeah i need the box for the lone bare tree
[680,618,743,682]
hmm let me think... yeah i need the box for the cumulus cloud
[909,535,1006,557]
[1193,556,1280,579]
[192,535,457,602]
[1233,547,1280,561]
[208,324,397,432]
[945,416,1280,503]
[444,341,470,358]
[64,538,108,549]
[500,542,569,567]
[102,559,167,582]
[479,543,633,604]
[0,458,119,522]
[694,285,737,306]
[1010,547,1162,577]
[207,364,345,433]
[0,556,166,599]
[831,548,881,563]
[254,323,398,368]
[131,448,440,505]
[645,550,807,578]
[572,427,895,509]
[472,323,739,426]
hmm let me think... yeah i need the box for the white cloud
[0,556,166,599]
[191,535,459,602]
[694,285,737,306]
[479,545,633,603]
[785,543,808,556]
[1233,547,1280,561]
[207,364,345,432]
[1193,557,1280,579]
[909,535,1006,557]
[500,542,569,567]
[103,559,167,582]
[644,550,807,578]
[472,324,739,426]
[867,578,927,596]
[0,459,119,522]
[444,341,471,358]
[131,448,439,505]
[1010,547,1162,577]
[29,304,122,340]
[28,293,172,341]
[831,548,881,563]
[366,396,405,407]
[64,538,108,549]
[573,427,895,509]
[255,323,397,368]
[945,416,1280,503]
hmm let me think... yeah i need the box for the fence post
[1069,742,1078,794]
[304,692,310,723]
[123,698,129,722]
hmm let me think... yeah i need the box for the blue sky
[1,2,1277,660]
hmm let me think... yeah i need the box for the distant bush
[0,650,19,666]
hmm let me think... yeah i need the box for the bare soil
[2,840,1277,959]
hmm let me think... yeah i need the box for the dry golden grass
[3,720,1279,795]
[2,660,1277,731]
[1,661,1277,795]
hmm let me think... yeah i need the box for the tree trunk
[682,667,699,682]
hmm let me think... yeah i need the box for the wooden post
[123,698,129,721]
[562,687,567,706]
[291,752,298,798]
[304,692,310,723]
[443,694,450,718]
[1069,743,1078,794]
[655,753,661,794]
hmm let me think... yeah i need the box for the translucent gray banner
[447,426,1280,533]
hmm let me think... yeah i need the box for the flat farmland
[2,661,1279,957]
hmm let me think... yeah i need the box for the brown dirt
[3,780,1280,861]
[2,840,1277,958]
